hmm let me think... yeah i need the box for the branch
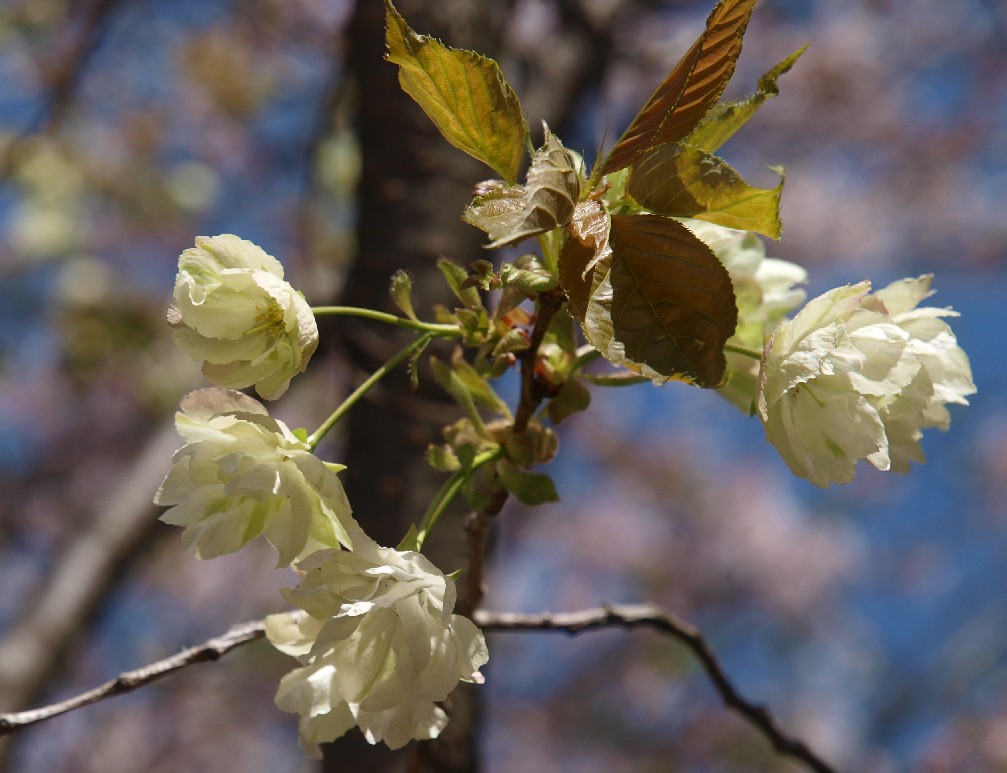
[0,620,267,737]
[0,604,836,773]
[475,604,837,773]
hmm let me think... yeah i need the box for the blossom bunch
[757,276,975,486]
[154,387,355,567]
[266,541,488,754]
[168,234,318,400]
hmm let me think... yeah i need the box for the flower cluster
[154,387,355,567]
[168,234,318,400]
[683,219,807,412]
[757,276,975,486]
[158,236,486,752]
[266,540,489,755]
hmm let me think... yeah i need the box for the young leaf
[464,126,580,247]
[384,0,527,182]
[562,214,737,387]
[430,356,490,438]
[686,45,808,154]
[396,524,421,552]
[603,0,756,174]
[496,459,559,506]
[500,254,558,292]
[437,258,483,309]
[450,351,513,419]
[628,143,784,237]
[389,269,418,320]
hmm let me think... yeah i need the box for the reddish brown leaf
[603,0,756,174]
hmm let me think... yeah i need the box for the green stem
[723,342,764,361]
[311,306,460,337]
[307,333,433,450]
[415,447,502,550]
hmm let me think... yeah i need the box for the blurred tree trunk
[323,1,511,771]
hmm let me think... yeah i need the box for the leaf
[431,356,489,437]
[561,213,737,387]
[548,378,592,424]
[385,0,527,181]
[500,254,558,292]
[389,269,418,320]
[464,126,580,247]
[686,45,808,154]
[396,524,421,552]
[437,258,482,309]
[449,351,513,419]
[603,0,756,174]
[628,143,784,237]
[496,459,559,506]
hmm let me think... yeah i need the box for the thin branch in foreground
[0,605,836,773]
[475,604,838,773]
[0,620,266,737]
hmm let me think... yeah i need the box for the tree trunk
[323,2,511,771]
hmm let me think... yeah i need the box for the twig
[513,288,565,433]
[475,604,838,773]
[458,490,509,618]
[0,620,267,736]
[0,423,182,729]
[0,605,837,773]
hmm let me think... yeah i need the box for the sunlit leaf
[384,0,527,181]
[499,254,558,292]
[561,213,737,387]
[686,45,808,153]
[628,143,784,237]
[464,126,579,247]
[603,0,756,174]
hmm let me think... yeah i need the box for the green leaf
[437,258,482,309]
[384,0,527,181]
[396,524,421,552]
[496,459,559,506]
[686,45,808,153]
[463,126,580,247]
[628,143,784,237]
[426,443,461,472]
[500,254,558,292]
[603,0,756,174]
[431,356,489,437]
[560,212,737,387]
[449,351,513,419]
[389,269,418,320]
[547,378,591,424]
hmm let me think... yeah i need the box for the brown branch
[475,604,838,773]
[0,604,837,773]
[512,288,566,433]
[458,489,509,618]
[0,619,266,737]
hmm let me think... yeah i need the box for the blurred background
[0,0,1005,771]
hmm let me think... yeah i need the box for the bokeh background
[1,0,1005,771]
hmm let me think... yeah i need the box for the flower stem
[307,333,433,450]
[415,447,502,550]
[723,342,764,361]
[310,306,460,337]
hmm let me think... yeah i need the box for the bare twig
[476,604,838,773]
[0,604,836,773]
[0,619,266,736]
[0,423,181,715]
